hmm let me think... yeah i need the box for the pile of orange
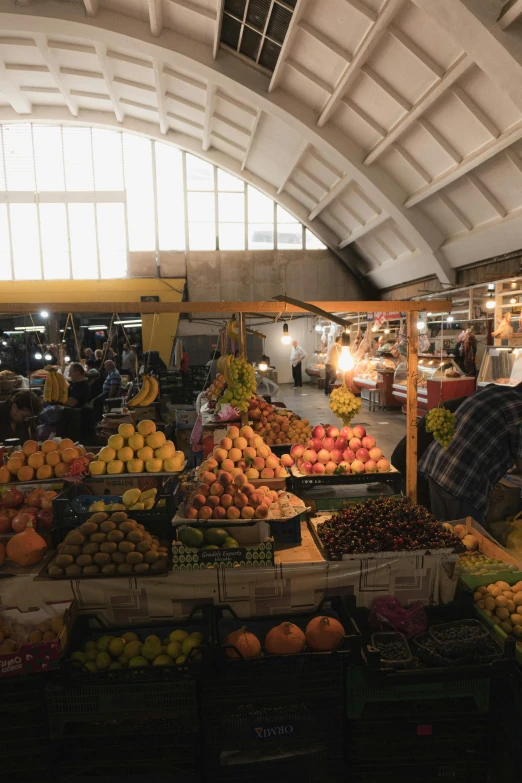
[0,439,86,484]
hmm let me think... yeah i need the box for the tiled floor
[278,382,406,458]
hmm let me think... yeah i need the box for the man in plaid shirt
[419,383,522,523]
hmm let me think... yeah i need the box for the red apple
[312,462,325,474]
[301,461,313,475]
[338,461,351,474]
[361,436,376,450]
[312,425,325,440]
[365,460,378,473]
[317,449,331,464]
[369,447,383,462]
[303,449,317,464]
[326,426,340,439]
[309,437,323,452]
[325,461,337,474]
[352,425,366,440]
[349,438,361,452]
[330,449,343,464]
[290,444,304,459]
[343,449,356,464]
[377,459,391,473]
[356,448,370,464]
[334,437,347,451]
[321,437,335,452]
[351,460,365,474]
[340,426,353,440]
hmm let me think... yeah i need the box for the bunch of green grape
[228,357,257,413]
[426,404,456,449]
[329,384,362,423]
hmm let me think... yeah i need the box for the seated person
[0,390,42,445]
[64,363,90,408]
[92,360,122,422]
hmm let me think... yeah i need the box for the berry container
[369,631,412,669]
[429,619,489,656]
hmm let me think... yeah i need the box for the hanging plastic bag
[368,596,428,639]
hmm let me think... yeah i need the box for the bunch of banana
[43,371,68,404]
[127,374,159,408]
[216,355,227,374]
[222,354,234,386]
[227,319,239,342]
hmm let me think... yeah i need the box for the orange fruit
[61,448,79,464]
[22,440,38,456]
[46,451,61,467]
[41,439,58,453]
[76,446,86,457]
[10,451,25,464]
[53,462,68,477]
[17,466,34,482]
[28,452,45,469]
[0,466,11,483]
[58,438,75,451]
[7,458,24,474]
[36,465,53,480]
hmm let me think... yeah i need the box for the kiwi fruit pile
[47,510,169,578]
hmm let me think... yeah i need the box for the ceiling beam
[298,21,352,62]
[94,42,124,123]
[466,173,507,217]
[172,0,216,21]
[417,117,461,164]
[388,25,443,78]
[213,0,225,59]
[83,0,99,17]
[0,60,32,113]
[344,0,377,23]
[338,212,388,247]
[268,0,310,93]
[317,0,408,127]
[308,173,351,220]
[152,59,168,134]
[286,59,331,94]
[202,82,215,151]
[342,98,386,137]
[404,118,522,207]
[364,54,470,165]
[362,66,411,112]
[438,193,473,231]
[277,139,308,194]
[34,35,78,116]
[451,85,499,139]
[498,0,522,29]
[148,0,163,36]
[241,108,261,171]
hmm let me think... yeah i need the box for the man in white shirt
[325,335,342,395]
[290,340,306,388]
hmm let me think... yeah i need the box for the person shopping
[419,383,522,524]
[290,340,306,388]
[324,335,342,395]
[0,391,42,445]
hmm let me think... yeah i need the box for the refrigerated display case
[393,357,476,416]
[353,354,400,407]
[305,351,326,379]
[477,347,522,387]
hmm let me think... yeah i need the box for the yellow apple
[118,423,135,439]
[127,458,144,473]
[146,432,166,449]
[108,434,124,451]
[137,419,156,437]
[145,458,163,473]
[117,446,134,462]
[128,433,145,451]
[155,445,175,460]
[163,457,184,473]
[89,460,106,475]
[107,459,124,474]
[98,446,116,463]
[137,446,154,461]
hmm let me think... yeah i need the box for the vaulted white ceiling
[1,0,522,290]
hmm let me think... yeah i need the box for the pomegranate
[36,508,53,530]
[1,488,24,509]
[0,514,12,534]
[26,489,45,508]
[11,512,35,533]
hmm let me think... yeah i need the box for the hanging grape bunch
[329,383,362,426]
[426,404,456,449]
[228,356,257,413]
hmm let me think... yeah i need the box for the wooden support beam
[0,300,452,315]
[406,310,418,503]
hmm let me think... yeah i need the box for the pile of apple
[0,486,57,537]
[249,397,312,446]
[283,424,392,476]
[184,475,278,521]
[200,424,288,481]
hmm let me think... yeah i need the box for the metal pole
[406,311,419,503]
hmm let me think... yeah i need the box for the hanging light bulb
[371,324,378,332]
[44,352,53,361]
[40,310,49,319]
[486,295,496,310]
[446,316,454,323]
[338,331,354,372]
[315,324,322,332]
[281,323,291,345]
[511,297,517,305]
[512,281,518,289]
[384,328,390,335]
[416,320,425,331]
[1,341,6,346]
[64,355,71,363]
[34,352,42,360]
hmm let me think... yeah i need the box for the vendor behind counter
[0,390,42,446]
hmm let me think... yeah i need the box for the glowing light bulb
[281,323,291,345]
[259,361,268,372]
[44,352,52,361]
[35,352,42,360]
[40,310,49,318]
[338,347,354,372]
[416,320,424,331]
[446,316,454,323]
[64,355,71,363]
[384,329,390,335]
[510,298,517,305]
[315,324,322,332]
[486,299,496,310]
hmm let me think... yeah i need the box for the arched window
[0,124,325,281]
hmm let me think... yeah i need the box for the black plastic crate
[268,514,302,544]
[0,673,53,776]
[46,608,212,737]
[203,746,343,783]
[52,488,179,545]
[206,597,360,706]
[289,468,401,492]
[348,758,488,783]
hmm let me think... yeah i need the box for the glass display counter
[477,347,522,387]
[353,354,400,407]
[393,357,476,415]
[305,351,326,379]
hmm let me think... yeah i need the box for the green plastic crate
[459,570,522,591]
[346,666,490,719]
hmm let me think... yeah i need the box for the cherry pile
[317,497,462,559]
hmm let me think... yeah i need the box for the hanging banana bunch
[227,319,239,342]
[127,374,159,407]
[43,371,68,404]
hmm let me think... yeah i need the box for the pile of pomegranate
[281,424,392,476]
[0,487,56,536]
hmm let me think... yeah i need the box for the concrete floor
[278,382,406,459]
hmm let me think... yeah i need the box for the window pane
[63,127,94,190]
[0,205,12,280]
[218,192,244,222]
[248,185,273,222]
[218,169,244,191]
[33,126,65,191]
[39,204,69,279]
[219,223,245,250]
[10,204,41,279]
[189,222,216,250]
[97,204,127,278]
[305,229,326,249]
[93,129,124,190]
[188,191,214,222]
[123,134,155,251]
[248,224,274,249]
[155,142,185,250]
[2,124,35,190]
[276,204,297,223]
[68,204,98,279]
[186,154,214,191]
[277,224,302,249]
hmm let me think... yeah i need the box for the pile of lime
[178,526,239,550]
[70,628,204,672]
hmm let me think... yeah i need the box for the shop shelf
[346,665,490,718]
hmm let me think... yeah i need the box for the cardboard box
[175,408,197,430]
[172,520,274,569]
